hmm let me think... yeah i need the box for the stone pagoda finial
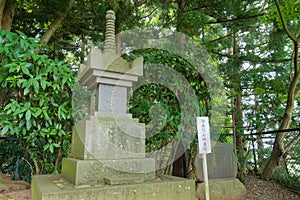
[103,10,116,54]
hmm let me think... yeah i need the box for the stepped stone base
[31,174,195,200]
[72,113,146,160]
[61,158,155,186]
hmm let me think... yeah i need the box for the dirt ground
[242,175,300,200]
[0,174,299,200]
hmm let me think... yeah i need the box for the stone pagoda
[31,10,194,200]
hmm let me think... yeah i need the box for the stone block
[61,158,155,186]
[196,178,246,200]
[31,174,195,200]
[78,49,143,91]
[71,113,146,160]
[195,142,237,181]
[104,175,144,185]
[97,85,127,113]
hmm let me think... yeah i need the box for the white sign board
[196,117,211,154]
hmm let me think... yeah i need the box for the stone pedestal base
[196,178,246,200]
[31,174,195,200]
[61,158,155,186]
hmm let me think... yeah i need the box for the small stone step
[104,175,144,185]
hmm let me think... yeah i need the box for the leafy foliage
[125,48,208,153]
[0,30,75,177]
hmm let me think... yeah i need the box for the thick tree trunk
[0,0,5,29]
[1,0,16,31]
[39,0,75,46]
[262,34,299,180]
[262,69,299,180]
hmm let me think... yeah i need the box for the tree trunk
[257,134,264,170]
[262,27,299,180]
[172,141,187,177]
[231,32,245,158]
[262,68,299,180]
[254,95,264,171]
[0,0,5,29]
[234,94,244,150]
[39,0,75,46]
[171,0,187,178]
[1,0,16,31]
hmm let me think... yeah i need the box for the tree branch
[274,0,298,42]
[139,7,158,20]
[211,50,290,63]
[204,29,240,44]
[39,0,75,46]
[206,12,266,25]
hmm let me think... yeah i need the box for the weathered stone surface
[31,174,195,200]
[0,193,9,200]
[97,85,127,113]
[104,175,144,185]
[71,112,146,160]
[61,158,155,186]
[195,142,237,181]
[103,10,116,54]
[196,178,246,200]
[78,49,143,91]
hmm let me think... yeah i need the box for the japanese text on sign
[196,117,211,154]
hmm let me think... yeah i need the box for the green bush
[0,30,75,179]
[125,49,207,152]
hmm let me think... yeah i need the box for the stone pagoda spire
[103,10,116,54]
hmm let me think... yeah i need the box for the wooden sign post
[196,117,211,200]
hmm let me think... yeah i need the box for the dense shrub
[0,30,75,179]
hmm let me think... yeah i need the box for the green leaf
[39,98,44,107]
[8,63,19,73]
[43,110,50,121]
[40,78,47,90]
[22,128,26,136]
[49,145,54,153]
[17,79,26,87]
[1,126,9,135]
[25,109,31,121]
[21,64,30,75]
[53,143,60,148]
[33,79,39,93]
[19,120,25,127]
[35,109,43,117]
[24,87,30,95]
[32,53,38,60]
[43,144,49,151]
[26,119,32,130]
